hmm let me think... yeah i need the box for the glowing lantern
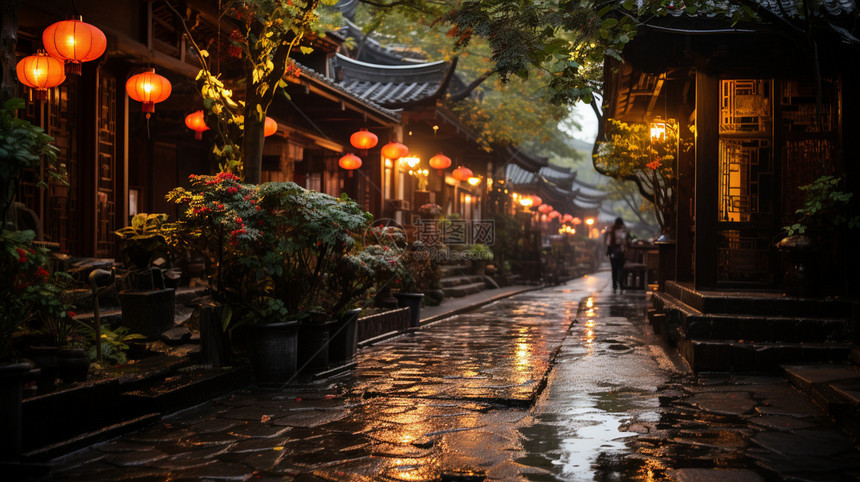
[381,141,409,160]
[585,217,595,226]
[540,214,548,223]
[452,166,473,181]
[572,217,582,225]
[264,117,278,137]
[563,214,574,223]
[528,195,543,207]
[650,118,667,142]
[519,197,533,208]
[549,210,561,219]
[42,18,106,75]
[185,110,209,140]
[538,204,553,214]
[16,51,66,101]
[338,153,362,177]
[467,177,481,186]
[428,153,451,175]
[350,129,378,154]
[126,68,171,115]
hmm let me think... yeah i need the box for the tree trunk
[243,114,265,184]
[0,1,19,104]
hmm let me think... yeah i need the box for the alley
[47,271,860,481]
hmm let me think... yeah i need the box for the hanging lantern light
[185,110,209,140]
[338,153,362,177]
[126,68,172,115]
[563,214,574,223]
[549,210,561,219]
[428,153,451,176]
[467,176,481,186]
[42,18,107,75]
[350,129,378,155]
[452,166,473,182]
[538,204,553,214]
[16,51,66,101]
[572,217,582,225]
[381,141,409,160]
[528,195,543,207]
[540,214,548,223]
[264,117,278,137]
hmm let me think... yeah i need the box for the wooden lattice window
[720,79,772,134]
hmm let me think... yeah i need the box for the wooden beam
[694,68,719,289]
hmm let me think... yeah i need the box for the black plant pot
[394,292,424,328]
[0,359,35,461]
[297,319,336,377]
[57,348,89,383]
[249,321,299,388]
[26,346,58,392]
[329,309,361,365]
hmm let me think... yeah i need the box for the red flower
[235,217,243,224]
[35,267,49,279]
[646,160,661,170]
[16,248,26,257]
[67,311,76,319]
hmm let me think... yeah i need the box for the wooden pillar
[694,68,718,289]
[675,79,695,283]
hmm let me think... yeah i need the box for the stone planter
[0,359,35,461]
[394,292,424,328]
[329,309,361,365]
[249,321,299,388]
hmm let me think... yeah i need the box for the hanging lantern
[467,177,481,186]
[185,110,209,140]
[350,129,378,155]
[126,68,172,115]
[563,214,574,223]
[16,51,66,101]
[538,204,553,214]
[540,214,548,223]
[264,117,278,137]
[338,153,362,177]
[42,18,107,75]
[549,210,561,219]
[572,217,582,225]
[381,141,409,160]
[528,195,543,207]
[428,153,451,176]
[452,166,473,182]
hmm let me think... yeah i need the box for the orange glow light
[42,19,106,75]
[16,51,66,101]
[126,68,171,114]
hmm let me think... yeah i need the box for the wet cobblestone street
[46,270,860,481]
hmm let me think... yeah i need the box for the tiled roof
[665,0,856,18]
[296,61,401,122]
[333,54,450,108]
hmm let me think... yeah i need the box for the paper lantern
[381,141,409,160]
[528,195,543,207]
[549,210,561,219]
[350,129,378,154]
[264,117,278,137]
[42,18,106,75]
[185,110,209,140]
[572,217,582,225]
[428,153,451,175]
[126,68,172,114]
[452,166,473,181]
[563,214,574,223]
[339,153,362,177]
[538,204,553,214]
[16,51,66,101]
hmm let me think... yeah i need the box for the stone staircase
[438,264,497,298]
[650,281,856,373]
[782,357,860,441]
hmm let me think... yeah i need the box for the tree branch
[447,68,495,102]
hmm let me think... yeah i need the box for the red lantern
[529,195,543,207]
[42,18,106,75]
[452,166,473,181]
[428,153,452,175]
[126,68,171,115]
[339,153,362,177]
[16,51,66,101]
[549,210,561,219]
[538,204,553,214]
[350,129,378,154]
[264,117,278,137]
[185,110,209,140]
[572,217,582,225]
[381,141,409,160]
[563,214,574,223]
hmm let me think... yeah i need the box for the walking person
[605,217,628,293]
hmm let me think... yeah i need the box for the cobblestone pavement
[47,270,860,481]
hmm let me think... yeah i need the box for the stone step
[783,364,860,440]
[438,264,471,277]
[665,281,854,319]
[443,281,487,298]
[678,339,853,373]
[439,275,485,288]
[682,313,852,344]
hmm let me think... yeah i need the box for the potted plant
[114,213,176,339]
[467,243,494,276]
[777,175,859,297]
[166,175,375,383]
